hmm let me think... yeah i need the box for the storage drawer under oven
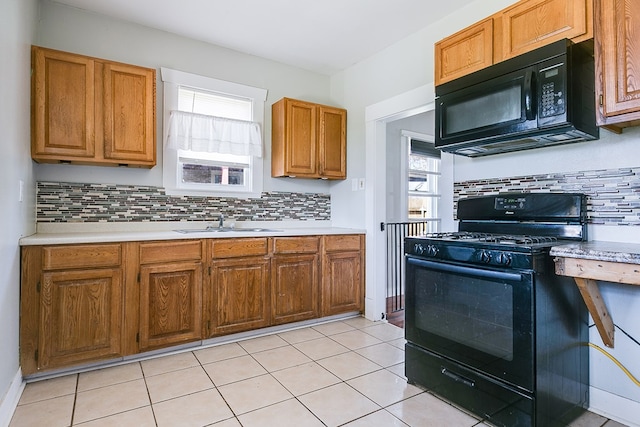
[406,343,534,427]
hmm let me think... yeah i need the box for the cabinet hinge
[208,266,211,276]
[136,333,139,343]
[137,273,140,283]
[599,94,603,106]
[36,281,41,292]
[207,320,211,332]
[34,349,38,362]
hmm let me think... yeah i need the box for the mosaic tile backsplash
[454,167,640,225]
[37,182,330,223]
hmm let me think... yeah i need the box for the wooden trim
[574,277,614,348]
[20,247,42,375]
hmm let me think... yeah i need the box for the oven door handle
[407,257,524,282]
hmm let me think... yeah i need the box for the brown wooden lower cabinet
[208,238,271,336]
[138,262,203,351]
[209,256,271,335]
[20,244,125,374]
[20,234,364,374]
[137,240,204,352]
[271,236,320,324]
[321,235,365,316]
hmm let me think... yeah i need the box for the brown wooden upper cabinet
[31,46,156,167]
[435,0,593,86]
[435,18,494,86]
[594,0,640,132]
[272,97,346,180]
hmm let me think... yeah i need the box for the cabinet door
[39,268,123,370]
[139,261,202,351]
[595,0,640,130]
[285,99,317,176]
[434,18,494,86]
[322,251,363,316]
[498,0,592,61]
[210,257,271,336]
[102,62,156,166]
[318,106,346,179]
[31,47,96,160]
[272,254,319,324]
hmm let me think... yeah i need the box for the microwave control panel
[539,63,566,118]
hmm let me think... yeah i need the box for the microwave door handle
[524,70,536,120]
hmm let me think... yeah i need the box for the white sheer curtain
[167,110,263,157]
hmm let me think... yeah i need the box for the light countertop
[19,221,366,246]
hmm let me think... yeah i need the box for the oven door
[405,256,534,392]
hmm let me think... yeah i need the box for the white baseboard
[589,386,640,427]
[0,369,24,427]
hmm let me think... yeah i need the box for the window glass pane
[175,86,253,191]
[178,87,252,120]
[409,196,439,220]
[181,163,246,186]
[409,173,438,194]
[408,140,441,223]
[409,154,439,173]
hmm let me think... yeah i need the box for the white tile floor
[10,317,628,427]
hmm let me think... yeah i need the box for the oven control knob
[496,253,512,266]
[426,244,439,257]
[480,250,492,263]
[414,243,426,255]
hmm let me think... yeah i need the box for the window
[161,68,267,197]
[407,138,441,232]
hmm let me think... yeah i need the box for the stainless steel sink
[174,227,282,234]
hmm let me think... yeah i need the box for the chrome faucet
[205,214,225,231]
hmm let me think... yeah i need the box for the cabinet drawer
[323,235,362,252]
[211,238,269,258]
[273,236,320,254]
[42,244,122,270]
[139,240,203,264]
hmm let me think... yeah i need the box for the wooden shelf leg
[574,277,615,348]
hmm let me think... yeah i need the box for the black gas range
[404,193,589,427]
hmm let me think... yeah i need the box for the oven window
[414,269,514,361]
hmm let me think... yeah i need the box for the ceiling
[50,0,475,75]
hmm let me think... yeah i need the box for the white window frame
[161,67,268,198]
[401,130,441,233]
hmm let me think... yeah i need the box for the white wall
[0,0,37,421]
[332,0,640,423]
[35,0,338,197]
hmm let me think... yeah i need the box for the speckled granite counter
[550,241,640,265]
[551,240,640,348]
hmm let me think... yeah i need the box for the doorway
[384,129,441,327]
[363,84,455,326]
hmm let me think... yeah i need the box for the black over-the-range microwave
[435,39,599,157]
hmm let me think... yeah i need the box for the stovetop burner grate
[423,232,558,246]
[477,235,559,245]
